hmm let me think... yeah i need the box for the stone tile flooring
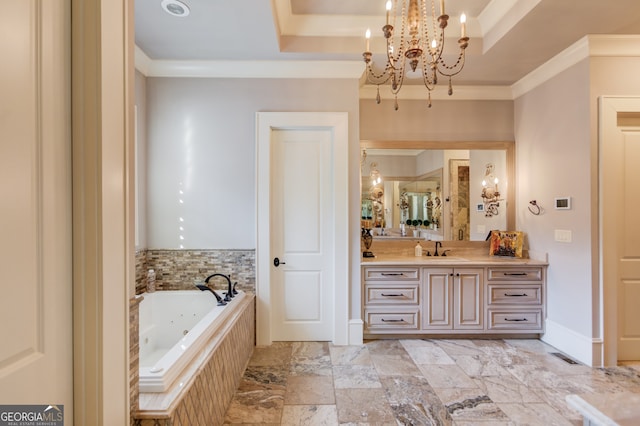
[223,339,640,425]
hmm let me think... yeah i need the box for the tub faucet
[195,284,227,306]
[205,273,234,302]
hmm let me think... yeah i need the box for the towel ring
[528,200,541,215]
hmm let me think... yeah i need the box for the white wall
[145,77,359,250]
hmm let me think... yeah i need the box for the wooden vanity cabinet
[362,263,546,336]
[422,267,483,331]
[485,266,545,333]
[362,266,421,333]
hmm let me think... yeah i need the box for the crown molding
[360,84,513,101]
[511,37,590,99]
[511,35,640,99]
[135,45,364,79]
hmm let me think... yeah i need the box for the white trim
[134,45,153,76]
[349,319,364,345]
[255,112,350,346]
[360,84,513,101]
[512,35,640,99]
[511,37,589,99]
[134,46,364,79]
[598,96,640,367]
[478,0,542,54]
[542,319,603,367]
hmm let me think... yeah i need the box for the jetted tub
[138,289,245,393]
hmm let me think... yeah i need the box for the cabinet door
[423,268,453,329]
[454,268,484,330]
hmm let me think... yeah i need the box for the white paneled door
[256,112,349,345]
[601,97,640,363]
[270,129,334,341]
[613,129,640,360]
[0,0,73,416]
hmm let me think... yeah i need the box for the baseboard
[348,319,364,345]
[542,319,603,367]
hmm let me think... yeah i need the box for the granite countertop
[361,240,548,266]
[361,253,547,266]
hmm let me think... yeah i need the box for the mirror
[361,140,515,241]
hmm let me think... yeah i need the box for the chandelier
[362,0,469,109]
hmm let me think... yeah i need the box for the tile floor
[223,339,640,425]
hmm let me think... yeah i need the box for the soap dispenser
[414,241,423,257]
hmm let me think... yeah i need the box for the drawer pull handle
[381,318,405,323]
[381,293,405,297]
[503,272,528,276]
[381,273,405,276]
[504,293,528,297]
[504,318,528,322]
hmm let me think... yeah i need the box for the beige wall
[515,59,592,338]
[360,98,514,141]
[515,52,640,364]
[135,70,148,249]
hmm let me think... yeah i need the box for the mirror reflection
[361,142,514,241]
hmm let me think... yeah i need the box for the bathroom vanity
[361,246,547,337]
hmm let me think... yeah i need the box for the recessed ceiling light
[161,0,190,17]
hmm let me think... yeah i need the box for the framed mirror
[361,140,515,241]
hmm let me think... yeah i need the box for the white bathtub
[138,289,245,393]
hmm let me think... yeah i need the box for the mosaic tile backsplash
[135,249,255,294]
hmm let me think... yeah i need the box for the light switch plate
[555,229,572,242]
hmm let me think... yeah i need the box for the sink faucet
[205,273,234,302]
[434,241,442,256]
[195,284,227,306]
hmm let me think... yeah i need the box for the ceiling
[135,0,640,89]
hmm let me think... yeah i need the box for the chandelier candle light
[363,0,469,109]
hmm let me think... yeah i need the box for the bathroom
[131,49,640,422]
[7,1,640,423]
[128,4,640,425]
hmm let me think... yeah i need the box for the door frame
[599,96,640,366]
[256,112,349,346]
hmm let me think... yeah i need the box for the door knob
[273,257,286,267]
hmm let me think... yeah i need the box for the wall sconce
[481,163,502,217]
[369,162,384,227]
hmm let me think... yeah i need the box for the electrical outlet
[554,229,572,243]
[477,225,486,234]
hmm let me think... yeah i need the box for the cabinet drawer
[365,285,418,305]
[363,267,419,281]
[488,285,542,305]
[365,311,419,330]
[487,309,542,330]
[487,267,543,282]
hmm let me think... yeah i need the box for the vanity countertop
[361,253,547,266]
[361,240,548,266]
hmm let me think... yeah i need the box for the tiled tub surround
[130,295,143,422]
[133,293,255,426]
[135,249,256,294]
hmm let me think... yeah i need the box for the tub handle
[274,257,286,267]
